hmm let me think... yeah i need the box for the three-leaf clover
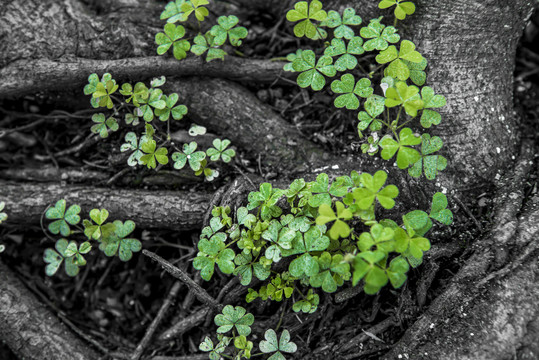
[83,209,116,241]
[214,305,255,336]
[120,132,150,167]
[357,223,395,253]
[191,33,228,62]
[394,216,431,261]
[140,139,169,169]
[199,336,228,360]
[92,79,118,109]
[376,40,424,81]
[384,81,423,116]
[206,139,236,162]
[44,239,90,277]
[352,250,388,294]
[0,201,6,224]
[247,183,284,221]
[155,23,191,60]
[420,86,447,128]
[160,0,188,23]
[180,0,209,22]
[194,232,235,280]
[154,93,188,121]
[331,74,373,110]
[352,170,399,209]
[91,113,119,138]
[45,199,81,236]
[320,8,362,39]
[316,202,353,240]
[292,50,336,91]
[171,141,206,170]
[119,82,149,107]
[357,95,385,136]
[429,192,453,225]
[380,128,421,169]
[379,0,416,21]
[408,134,447,180]
[210,15,248,46]
[360,17,400,51]
[259,329,297,360]
[286,0,328,39]
[309,252,350,292]
[100,220,142,261]
[323,37,365,72]
[292,289,320,313]
[234,251,270,285]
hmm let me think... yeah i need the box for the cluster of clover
[191,1,454,359]
[42,200,141,277]
[83,73,236,181]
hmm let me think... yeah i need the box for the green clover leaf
[259,329,297,360]
[324,37,365,72]
[403,210,432,235]
[360,17,400,51]
[194,232,230,280]
[160,0,188,23]
[308,173,331,207]
[408,134,447,180]
[286,0,328,39]
[83,73,99,96]
[394,216,431,261]
[331,74,373,110]
[171,141,206,171]
[376,40,424,81]
[357,223,395,253]
[315,202,352,240]
[154,93,188,121]
[45,199,81,237]
[199,336,228,360]
[420,86,447,128]
[214,305,254,336]
[379,0,416,21]
[387,255,410,288]
[380,128,421,169]
[352,250,388,294]
[384,81,423,116]
[309,252,350,293]
[429,192,453,225]
[357,95,385,136]
[283,49,304,72]
[140,139,169,169]
[119,82,149,107]
[155,23,191,60]
[404,58,427,86]
[320,8,362,39]
[83,209,116,241]
[247,183,284,221]
[234,251,270,285]
[100,220,141,261]
[352,170,399,210]
[92,78,118,109]
[210,15,248,47]
[120,132,151,167]
[206,138,236,162]
[180,0,209,22]
[44,239,88,277]
[191,33,228,62]
[292,50,336,91]
[90,113,118,138]
[292,289,320,313]
[0,201,6,224]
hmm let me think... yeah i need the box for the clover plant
[43,200,142,277]
[84,73,235,181]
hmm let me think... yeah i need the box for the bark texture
[0,260,99,360]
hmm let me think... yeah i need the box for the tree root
[0,260,100,360]
[0,180,210,231]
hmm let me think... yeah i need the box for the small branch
[142,250,222,311]
[158,308,210,342]
[130,281,182,360]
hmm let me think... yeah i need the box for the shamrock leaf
[283,49,304,72]
[154,93,188,121]
[155,23,191,60]
[286,0,328,39]
[206,138,236,162]
[352,250,388,294]
[259,329,297,360]
[194,232,231,280]
[171,141,206,171]
[360,17,400,51]
[308,173,331,207]
[92,79,118,109]
[120,132,151,167]
[180,0,209,22]
[404,58,427,86]
[309,252,350,293]
[387,255,410,288]
[83,209,116,241]
[119,82,149,107]
[324,37,365,72]
[408,134,447,180]
[420,86,447,128]
[210,15,248,47]
[357,95,385,136]
[331,74,373,110]
[380,128,421,169]
[90,113,118,138]
[384,81,423,116]
[44,239,88,277]
[320,8,362,39]
[214,305,254,336]
[379,0,416,21]
[199,336,228,360]
[234,251,270,285]
[394,216,431,261]
[376,40,424,81]
[83,73,100,96]
[292,50,336,91]
[247,183,284,221]
[357,223,395,253]
[315,202,352,240]
[352,170,399,210]
[160,0,189,23]
[0,201,6,224]
[429,192,453,225]
[191,33,228,62]
[403,210,431,233]
[45,199,81,237]
[140,139,169,169]
[292,289,320,313]
[100,220,141,261]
